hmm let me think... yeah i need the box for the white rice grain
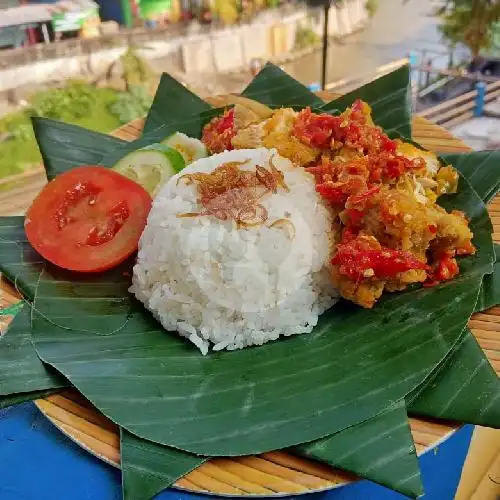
[131,148,339,354]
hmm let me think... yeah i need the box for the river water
[283,0,467,87]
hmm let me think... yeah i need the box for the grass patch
[0,84,123,180]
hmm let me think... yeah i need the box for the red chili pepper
[341,227,359,243]
[368,153,425,182]
[332,235,428,281]
[316,177,366,206]
[425,256,459,286]
[428,224,437,234]
[292,107,341,148]
[293,101,397,155]
[344,208,365,227]
[316,182,348,204]
[201,108,235,153]
[347,186,380,207]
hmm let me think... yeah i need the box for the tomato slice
[25,166,152,273]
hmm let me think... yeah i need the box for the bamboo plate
[1,96,499,496]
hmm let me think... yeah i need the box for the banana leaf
[143,64,412,139]
[121,400,422,500]
[121,429,206,500]
[0,103,494,456]
[475,244,500,313]
[0,304,63,397]
[32,119,126,180]
[0,65,498,496]
[0,236,487,457]
[0,388,61,409]
[408,329,500,425]
[143,72,212,134]
[440,151,500,204]
[320,65,412,137]
[296,400,423,498]
[241,62,325,108]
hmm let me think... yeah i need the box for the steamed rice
[131,148,339,354]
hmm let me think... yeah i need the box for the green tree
[437,0,500,56]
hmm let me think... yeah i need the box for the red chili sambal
[202,108,235,153]
[332,232,428,282]
[292,100,397,155]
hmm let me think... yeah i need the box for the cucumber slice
[112,144,185,197]
[162,132,207,164]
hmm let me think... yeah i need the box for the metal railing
[418,80,500,129]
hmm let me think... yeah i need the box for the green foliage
[365,0,378,18]
[294,25,320,50]
[108,85,153,124]
[120,49,154,88]
[29,80,95,121]
[437,0,500,56]
[1,113,32,142]
[0,83,122,180]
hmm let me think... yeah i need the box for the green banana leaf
[475,244,500,312]
[296,400,423,499]
[320,65,412,137]
[0,216,46,298]
[0,388,61,409]
[121,429,206,500]
[0,97,494,457]
[120,400,423,500]
[0,225,488,457]
[408,329,500,425]
[0,303,64,397]
[241,62,325,108]
[143,72,212,134]
[440,151,500,204]
[32,118,126,180]
[0,66,499,500]
[143,64,412,139]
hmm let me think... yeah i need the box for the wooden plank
[433,100,475,125]
[419,88,478,118]
[441,111,476,131]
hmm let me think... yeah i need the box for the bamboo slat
[0,95,499,496]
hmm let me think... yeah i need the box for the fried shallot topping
[177,159,289,227]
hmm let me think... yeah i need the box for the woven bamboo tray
[1,96,499,496]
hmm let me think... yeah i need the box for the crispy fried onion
[177,158,288,228]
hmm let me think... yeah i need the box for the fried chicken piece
[232,122,266,149]
[263,133,319,167]
[263,108,297,134]
[232,108,320,166]
[331,266,385,309]
[233,103,261,129]
[361,188,438,258]
[427,207,474,253]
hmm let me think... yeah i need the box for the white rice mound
[131,148,339,354]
